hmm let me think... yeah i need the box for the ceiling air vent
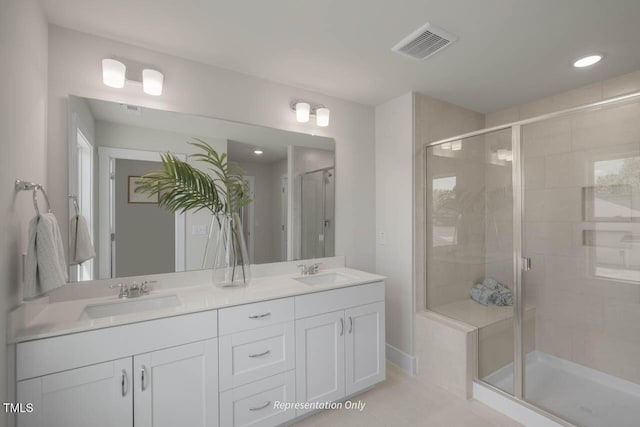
[392,22,457,60]
[122,104,142,116]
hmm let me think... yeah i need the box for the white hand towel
[70,215,95,265]
[24,213,68,299]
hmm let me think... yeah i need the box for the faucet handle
[309,263,320,274]
[110,283,129,299]
[140,280,156,294]
[297,264,308,275]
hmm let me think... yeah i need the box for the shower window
[432,175,457,247]
[585,155,640,282]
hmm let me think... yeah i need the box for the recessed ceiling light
[253,149,263,155]
[573,55,602,68]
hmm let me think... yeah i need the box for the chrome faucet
[297,263,321,276]
[110,280,155,299]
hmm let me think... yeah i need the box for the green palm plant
[136,138,253,284]
[135,138,251,217]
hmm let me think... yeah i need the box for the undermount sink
[294,272,354,286]
[80,294,180,320]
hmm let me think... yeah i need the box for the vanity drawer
[219,322,294,391]
[218,297,293,336]
[220,370,295,427]
[295,281,385,319]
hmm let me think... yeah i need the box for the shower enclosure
[300,168,335,259]
[424,92,640,427]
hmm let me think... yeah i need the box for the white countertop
[9,267,385,343]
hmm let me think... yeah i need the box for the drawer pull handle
[248,312,271,319]
[340,317,344,336]
[121,369,128,397]
[141,365,149,391]
[349,316,353,334]
[249,401,271,411]
[249,350,271,358]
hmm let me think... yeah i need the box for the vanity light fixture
[102,59,126,88]
[441,142,452,150]
[451,140,462,151]
[102,58,164,96]
[253,149,263,155]
[316,107,330,127]
[573,54,602,68]
[142,69,164,96]
[295,102,311,123]
[291,101,330,127]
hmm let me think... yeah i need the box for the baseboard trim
[385,343,416,375]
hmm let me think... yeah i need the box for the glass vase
[212,213,251,287]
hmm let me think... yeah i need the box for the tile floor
[292,363,522,426]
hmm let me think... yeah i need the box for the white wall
[0,0,48,423]
[47,26,376,282]
[375,93,415,358]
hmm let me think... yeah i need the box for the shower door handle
[522,257,532,271]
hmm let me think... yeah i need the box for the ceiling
[43,0,640,112]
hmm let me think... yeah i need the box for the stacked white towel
[24,213,68,299]
[70,215,95,265]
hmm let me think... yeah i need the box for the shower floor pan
[483,351,640,427]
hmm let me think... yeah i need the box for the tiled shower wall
[486,71,640,384]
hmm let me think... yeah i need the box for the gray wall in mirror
[67,96,335,282]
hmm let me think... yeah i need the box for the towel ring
[32,185,52,216]
[15,180,52,216]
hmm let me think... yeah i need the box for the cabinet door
[134,339,218,427]
[345,302,386,395]
[295,310,345,415]
[17,358,133,427]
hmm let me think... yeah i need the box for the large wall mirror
[67,96,335,282]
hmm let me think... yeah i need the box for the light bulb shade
[451,140,462,151]
[102,59,126,88]
[142,69,164,96]
[316,107,330,127]
[295,102,310,123]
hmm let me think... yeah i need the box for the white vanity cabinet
[17,358,133,427]
[133,339,218,427]
[294,282,385,416]
[218,298,297,427]
[13,278,386,427]
[16,310,219,427]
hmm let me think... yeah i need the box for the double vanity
[9,261,386,427]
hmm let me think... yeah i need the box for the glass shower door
[520,99,640,426]
[301,168,335,259]
[423,128,518,395]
